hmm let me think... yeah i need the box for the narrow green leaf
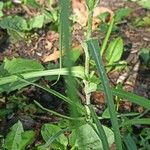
[122,118,150,126]
[88,105,109,150]
[97,85,150,110]
[124,134,137,150]
[111,88,150,110]
[0,66,85,89]
[87,38,122,150]
[34,100,85,121]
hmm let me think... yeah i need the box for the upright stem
[100,18,114,56]
[86,11,94,40]
[84,9,94,106]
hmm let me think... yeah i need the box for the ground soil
[0,0,150,147]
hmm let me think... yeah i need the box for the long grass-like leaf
[0,66,85,86]
[112,88,150,109]
[124,134,137,150]
[59,0,81,119]
[88,104,109,150]
[34,100,84,121]
[17,76,85,113]
[121,118,150,126]
[98,85,150,110]
[87,38,122,150]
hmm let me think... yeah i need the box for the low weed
[0,0,150,150]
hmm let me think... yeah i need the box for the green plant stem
[100,18,114,56]
[84,9,94,107]
[86,11,94,40]
[34,100,84,121]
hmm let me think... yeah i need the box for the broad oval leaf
[0,16,28,31]
[28,15,45,30]
[106,37,123,65]
[138,0,150,9]
[3,121,35,150]
[114,8,132,23]
[69,123,114,150]
[4,58,44,75]
[41,123,68,149]
[3,121,24,150]
[0,58,44,93]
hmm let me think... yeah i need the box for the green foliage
[105,37,124,65]
[23,0,41,9]
[130,0,150,9]
[88,105,109,150]
[0,2,3,17]
[99,12,110,22]
[139,128,150,149]
[0,58,44,92]
[69,123,114,149]
[114,8,132,23]
[87,38,122,149]
[28,15,45,29]
[40,124,68,150]
[139,48,150,66]
[0,0,150,150]
[0,0,58,41]
[0,16,28,31]
[137,0,150,9]
[3,58,44,74]
[85,0,100,11]
[124,134,137,150]
[135,14,150,27]
[3,121,35,150]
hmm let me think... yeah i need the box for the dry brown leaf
[42,45,83,62]
[42,50,63,62]
[72,0,114,29]
[43,1,114,62]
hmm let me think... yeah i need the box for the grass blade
[17,76,85,113]
[112,88,150,109]
[59,0,81,119]
[88,104,109,150]
[87,38,122,150]
[0,66,85,86]
[124,134,137,150]
[98,85,150,110]
[121,118,150,126]
[34,100,84,121]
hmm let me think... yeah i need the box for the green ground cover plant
[0,0,150,149]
